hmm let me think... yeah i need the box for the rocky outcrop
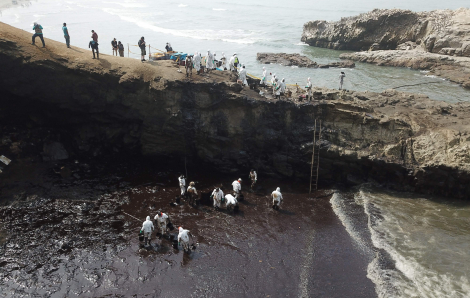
[2,22,470,198]
[301,8,470,56]
[318,61,355,69]
[257,53,318,67]
[256,53,355,69]
[301,8,470,89]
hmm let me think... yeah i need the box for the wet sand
[0,160,377,297]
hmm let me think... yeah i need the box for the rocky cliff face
[2,23,470,198]
[301,8,470,56]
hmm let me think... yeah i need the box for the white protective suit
[211,188,224,208]
[306,77,312,99]
[229,54,236,71]
[238,67,248,86]
[272,187,283,207]
[232,179,241,196]
[141,216,154,241]
[178,176,186,196]
[154,212,169,235]
[221,52,227,69]
[178,227,191,251]
[225,194,238,211]
[279,78,286,93]
[193,52,201,72]
[271,74,277,94]
[206,50,214,70]
[260,67,267,85]
[249,170,257,182]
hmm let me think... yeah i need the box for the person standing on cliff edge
[305,77,312,101]
[31,22,45,47]
[339,72,346,90]
[138,37,146,62]
[118,41,124,57]
[62,23,70,48]
[89,39,99,59]
[111,38,118,56]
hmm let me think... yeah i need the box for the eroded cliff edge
[1,22,470,198]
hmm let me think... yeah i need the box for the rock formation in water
[257,53,318,67]
[301,8,470,89]
[1,22,470,198]
[301,8,470,55]
[256,53,355,69]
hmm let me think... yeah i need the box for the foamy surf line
[359,187,470,298]
[102,8,257,44]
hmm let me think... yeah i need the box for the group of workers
[184,51,241,75]
[140,169,283,252]
[141,214,194,252]
[177,169,281,212]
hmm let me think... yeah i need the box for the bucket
[167,222,175,231]
[138,230,144,242]
[172,239,179,249]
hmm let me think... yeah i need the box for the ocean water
[332,186,470,298]
[1,0,470,102]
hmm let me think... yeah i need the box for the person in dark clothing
[111,38,118,56]
[62,23,70,48]
[165,42,173,52]
[31,22,45,47]
[118,41,124,57]
[89,40,99,59]
[91,30,98,42]
[138,36,146,62]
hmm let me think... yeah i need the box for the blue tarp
[170,53,188,61]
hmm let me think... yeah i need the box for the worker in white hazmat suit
[271,74,277,94]
[178,174,186,196]
[229,53,237,71]
[206,50,214,72]
[178,226,193,252]
[280,78,286,94]
[260,67,267,86]
[249,169,257,189]
[154,211,170,237]
[238,65,248,86]
[306,77,312,101]
[225,194,239,212]
[275,78,286,99]
[271,187,283,210]
[232,178,242,200]
[221,52,227,70]
[193,52,201,74]
[211,187,224,209]
[141,216,154,246]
